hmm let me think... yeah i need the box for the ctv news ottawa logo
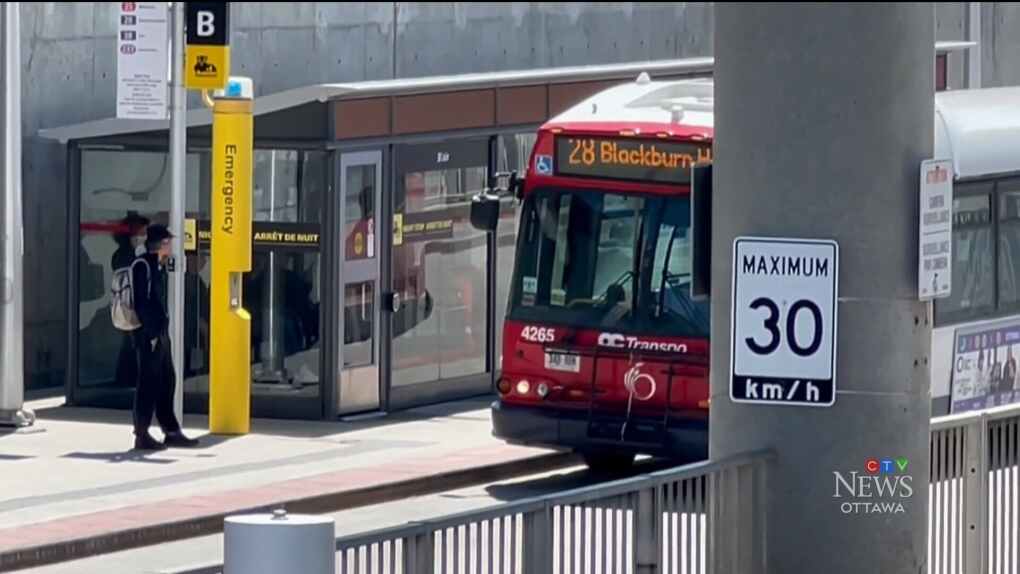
[832,457,914,515]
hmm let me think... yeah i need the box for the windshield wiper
[597,270,634,305]
[632,210,645,313]
[656,227,680,317]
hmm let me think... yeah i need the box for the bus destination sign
[554,136,711,185]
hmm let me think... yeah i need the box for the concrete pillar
[711,4,933,573]
[0,2,33,428]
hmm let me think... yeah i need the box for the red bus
[472,74,714,470]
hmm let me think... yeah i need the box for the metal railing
[334,449,772,574]
[929,402,1020,574]
[172,403,1020,574]
[332,404,1020,574]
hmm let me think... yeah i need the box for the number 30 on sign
[730,237,839,407]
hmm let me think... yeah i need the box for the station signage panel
[116,1,168,119]
[185,2,230,90]
[187,220,319,251]
[919,159,952,300]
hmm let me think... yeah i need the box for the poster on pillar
[950,318,1020,414]
[919,159,952,300]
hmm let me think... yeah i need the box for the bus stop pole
[169,1,186,424]
[710,4,933,573]
[0,2,32,428]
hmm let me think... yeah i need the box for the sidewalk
[0,395,573,571]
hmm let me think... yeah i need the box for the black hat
[121,211,150,228]
[146,224,175,243]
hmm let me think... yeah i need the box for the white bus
[931,85,1020,415]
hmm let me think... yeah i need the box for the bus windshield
[508,187,710,338]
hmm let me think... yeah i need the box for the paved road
[17,462,1019,574]
[18,458,674,574]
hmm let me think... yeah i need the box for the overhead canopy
[38,57,713,145]
[39,41,972,145]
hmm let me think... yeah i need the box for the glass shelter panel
[182,150,328,412]
[392,145,489,388]
[77,149,200,394]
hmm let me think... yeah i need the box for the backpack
[111,258,151,332]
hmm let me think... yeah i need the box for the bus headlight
[536,383,550,398]
[516,380,531,395]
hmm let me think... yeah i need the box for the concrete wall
[984,3,1020,87]
[937,1,967,89]
[16,2,1020,390]
[934,3,1020,89]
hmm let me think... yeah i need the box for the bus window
[937,190,994,324]
[548,194,574,307]
[510,188,707,338]
[998,180,1020,309]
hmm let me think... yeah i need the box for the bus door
[336,151,384,415]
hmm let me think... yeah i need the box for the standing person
[112,213,149,389]
[974,349,988,397]
[1002,345,1018,393]
[132,224,199,450]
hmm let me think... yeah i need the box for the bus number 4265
[521,326,556,343]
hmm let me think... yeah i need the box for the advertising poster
[950,317,1020,413]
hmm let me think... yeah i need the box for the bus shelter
[40,58,713,420]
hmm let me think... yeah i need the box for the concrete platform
[0,396,574,571]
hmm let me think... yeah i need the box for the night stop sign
[730,237,839,407]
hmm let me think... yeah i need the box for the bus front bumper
[491,400,708,461]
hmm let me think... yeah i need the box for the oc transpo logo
[832,457,914,515]
[623,363,656,401]
[599,332,626,348]
[597,332,688,353]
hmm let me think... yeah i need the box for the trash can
[224,509,335,574]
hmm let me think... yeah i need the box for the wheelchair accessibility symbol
[535,155,553,175]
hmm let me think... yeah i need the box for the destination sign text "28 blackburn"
[554,136,711,185]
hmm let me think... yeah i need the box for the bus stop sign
[185,2,230,90]
[730,237,839,407]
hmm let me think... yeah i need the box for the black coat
[131,252,169,340]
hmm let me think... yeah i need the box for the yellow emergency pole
[208,77,254,434]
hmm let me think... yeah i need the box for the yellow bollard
[208,78,253,435]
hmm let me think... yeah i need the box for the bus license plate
[545,351,580,373]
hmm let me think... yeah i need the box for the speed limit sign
[730,237,839,407]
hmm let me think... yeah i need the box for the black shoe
[163,432,200,448]
[134,433,168,451]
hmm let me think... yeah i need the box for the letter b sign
[197,11,215,37]
[186,2,229,46]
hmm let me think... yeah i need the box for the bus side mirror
[690,163,712,301]
[470,193,501,232]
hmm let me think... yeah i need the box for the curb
[0,450,578,572]
[161,565,222,574]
